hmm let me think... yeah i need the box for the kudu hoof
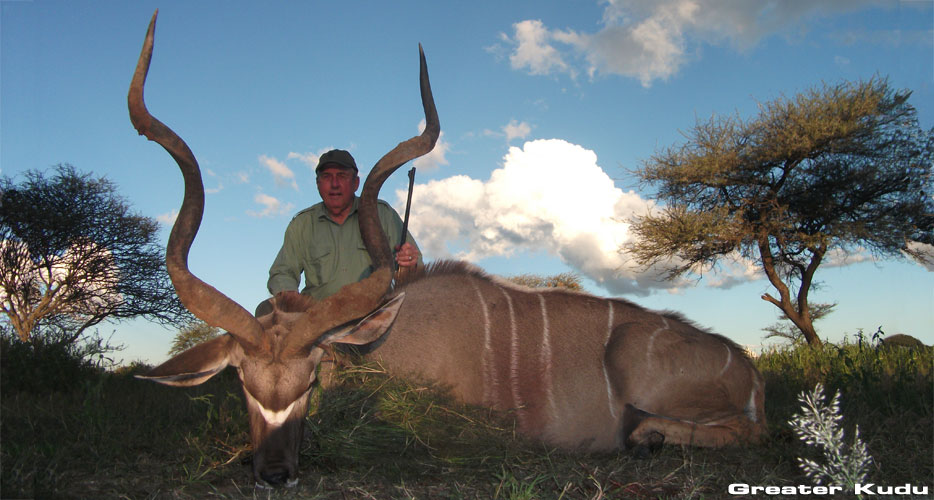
[629,431,665,459]
[620,403,665,458]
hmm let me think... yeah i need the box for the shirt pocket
[305,245,335,289]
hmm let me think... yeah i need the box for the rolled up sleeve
[267,221,304,296]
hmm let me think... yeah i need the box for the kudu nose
[259,467,291,488]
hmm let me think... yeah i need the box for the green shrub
[0,330,104,394]
[756,337,932,417]
[757,340,932,487]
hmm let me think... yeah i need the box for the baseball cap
[315,149,358,174]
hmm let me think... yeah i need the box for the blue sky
[2,0,932,364]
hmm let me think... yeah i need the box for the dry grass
[2,340,931,499]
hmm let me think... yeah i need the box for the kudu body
[130,11,765,489]
[363,262,766,452]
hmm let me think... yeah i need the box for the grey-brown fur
[363,260,766,451]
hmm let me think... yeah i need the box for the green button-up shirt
[267,197,421,300]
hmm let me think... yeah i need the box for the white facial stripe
[260,400,298,427]
[244,388,309,427]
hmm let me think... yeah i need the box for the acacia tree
[627,78,933,346]
[762,302,836,344]
[168,321,220,356]
[507,272,583,290]
[0,165,191,344]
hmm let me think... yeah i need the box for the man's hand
[395,242,420,268]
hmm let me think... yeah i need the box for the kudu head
[128,11,439,488]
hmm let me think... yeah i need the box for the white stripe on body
[746,376,760,422]
[471,277,495,406]
[645,317,669,367]
[499,286,523,423]
[538,294,557,424]
[718,343,732,377]
[602,301,617,419]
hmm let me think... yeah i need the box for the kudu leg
[606,320,766,455]
[621,403,764,453]
[620,404,665,458]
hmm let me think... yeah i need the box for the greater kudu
[130,11,765,489]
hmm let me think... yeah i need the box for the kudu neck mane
[273,293,318,314]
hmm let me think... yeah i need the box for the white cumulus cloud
[503,120,532,142]
[287,151,321,168]
[906,241,934,271]
[156,209,178,226]
[499,0,886,87]
[413,119,450,171]
[248,193,294,218]
[482,120,533,142]
[395,138,683,296]
[259,154,298,190]
[507,19,574,77]
[287,147,337,171]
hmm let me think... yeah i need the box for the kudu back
[130,10,764,489]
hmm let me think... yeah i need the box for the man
[266,149,422,305]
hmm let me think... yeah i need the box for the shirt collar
[316,196,360,223]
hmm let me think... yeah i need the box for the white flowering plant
[788,383,873,489]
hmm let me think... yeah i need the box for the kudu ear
[136,334,243,387]
[321,293,406,346]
